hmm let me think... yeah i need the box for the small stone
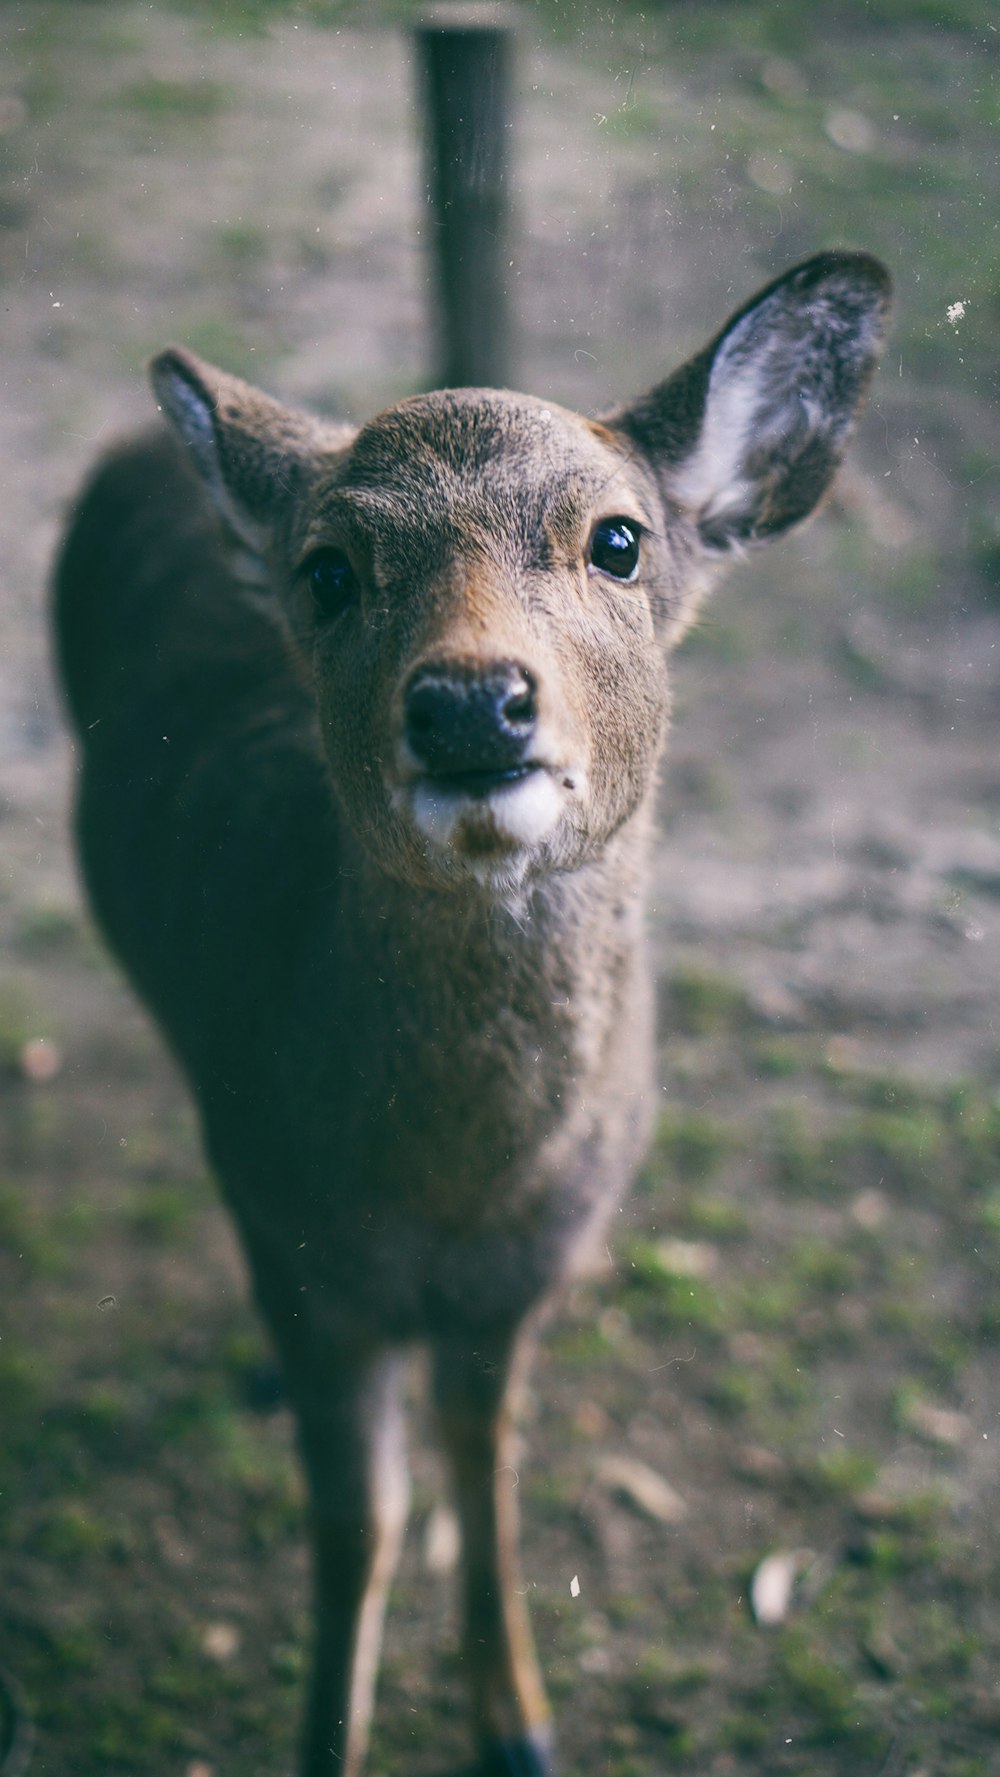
[901,1398,970,1448]
[653,1238,718,1279]
[20,1037,62,1083]
[423,1502,461,1575]
[746,981,806,1030]
[824,108,875,152]
[734,1445,786,1483]
[851,1188,889,1230]
[750,1549,814,1626]
[579,1644,611,1674]
[201,1621,240,1662]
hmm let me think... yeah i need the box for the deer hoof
[479,1732,553,1776]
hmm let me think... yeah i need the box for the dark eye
[304,547,358,617]
[589,517,641,581]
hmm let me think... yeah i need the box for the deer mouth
[391,760,578,860]
[417,762,540,798]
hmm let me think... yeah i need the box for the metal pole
[416,4,517,389]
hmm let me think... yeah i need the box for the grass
[17,1006,991,1777]
[660,964,749,1037]
[565,996,1000,1770]
[118,76,230,121]
[652,1110,734,1182]
[4,0,1000,1771]
[0,1121,304,1767]
[0,987,32,1071]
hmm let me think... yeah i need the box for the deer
[52,251,890,1777]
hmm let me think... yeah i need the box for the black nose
[404,659,538,779]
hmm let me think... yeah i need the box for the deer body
[53,254,889,1776]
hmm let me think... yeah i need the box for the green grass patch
[751,1036,805,1078]
[661,965,748,1037]
[652,1111,733,1182]
[679,1192,749,1242]
[118,77,229,121]
[622,1239,725,1334]
[767,1098,952,1200]
[119,1182,200,1244]
[14,904,85,958]
[775,1626,880,1748]
[0,986,31,1070]
[801,1445,879,1502]
[215,218,273,273]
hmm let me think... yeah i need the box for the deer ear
[150,348,325,553]
[615,252,892,551]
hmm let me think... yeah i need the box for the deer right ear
[150,348,324,554]
[615,252,892,552]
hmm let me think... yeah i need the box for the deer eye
[304,547,358,617]
[589,517,641,581]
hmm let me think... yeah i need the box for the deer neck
[336,804,653,1022]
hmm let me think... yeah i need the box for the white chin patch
[399,770,567,858]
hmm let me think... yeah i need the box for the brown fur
[52,252,890,1777]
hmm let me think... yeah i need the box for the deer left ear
[614,251,892,552]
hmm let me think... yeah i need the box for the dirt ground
[2,4,999,1775]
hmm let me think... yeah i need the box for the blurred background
[1,3,998,1774]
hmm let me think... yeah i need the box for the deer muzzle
[390,656,585,875]
[403,658,539,793]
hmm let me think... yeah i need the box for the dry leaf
[596,1454,687,1524]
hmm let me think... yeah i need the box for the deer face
[287,390,688,892]
[151,252,891,895]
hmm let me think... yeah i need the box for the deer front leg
[431,1330,553,1777]
[291,1347,410,1777]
